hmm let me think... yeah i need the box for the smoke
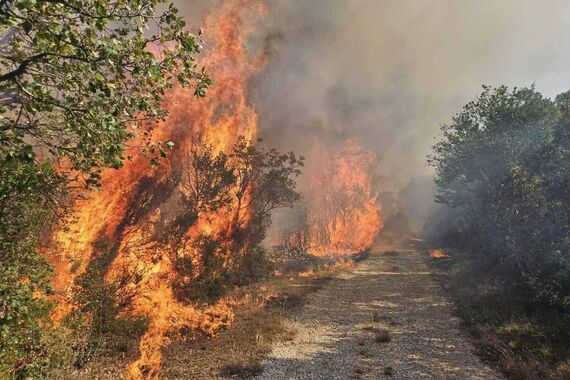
[247,0,570,185]
[174,0,570,234]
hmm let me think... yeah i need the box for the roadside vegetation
[0,1,306,378]
[55,254,354,379]
[427,86,570,379]
[0,0,212,377]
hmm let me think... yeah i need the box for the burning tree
[36,1,303,379]
[271,140,383,256]
[0,0,209,377]
[171,138,303,301]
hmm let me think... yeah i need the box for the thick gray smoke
[175,0,570,185]
[251,0,570,186]
[174,0,570,235]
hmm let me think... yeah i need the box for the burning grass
[429,249,450,259]
[285,257,356,279]
[162,270,337,379]
[54,256,349,379]
[54,273,332,379]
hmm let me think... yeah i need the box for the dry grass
[219,362,264,378]
[370,311,398,325]
[361,325,391,343]
[353,366,364,375]
[430,250,570,380]
[161,263,344,379]
[556,361,570,379]
[374,329,391,343]
[358,349,371,357]
[54,254,356,379]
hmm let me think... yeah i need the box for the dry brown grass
[429,250,570,380]
[160,265,342,379]
[374,329,391,343]
[55,254,356,379]
[555,361,570,379]
[370,311,398,325]
[361,325,391,343]
[219,362,264,379]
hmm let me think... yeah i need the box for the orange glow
[44,1,267,378]
[294,140,383,256]
[332,258,356,270]
[429,249,450,259]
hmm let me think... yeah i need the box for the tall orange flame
[271,139,383,256]
[306,140,383,255]
[45,1,267,378]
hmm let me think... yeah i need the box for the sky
[177,0,570,187]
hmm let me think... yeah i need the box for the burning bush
[270,140,383,256]
[37,2,307,378]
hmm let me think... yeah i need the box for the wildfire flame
[272,139,383,256]
[44,1,267,378]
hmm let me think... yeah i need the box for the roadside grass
[374,330,391,343]
[162,260,352,379]
[219,362,264,378]
[429,248,570,380]
[54,255,352,380]
[370,311,398,325]
[361,325,391,343]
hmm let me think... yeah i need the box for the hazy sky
[178,0,570,187]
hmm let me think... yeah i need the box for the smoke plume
[250,0,570,185]
[174,0,570,234]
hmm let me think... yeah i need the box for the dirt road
[255,247,503,380]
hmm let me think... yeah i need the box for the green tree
[0,1,210,377]
[0,159,67,379]
[230,137,304,234]
[428,85,570,305]
[0,0,211,181]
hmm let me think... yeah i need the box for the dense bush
[0,158,70,379]
[428,85,570,378]
[428,85,569,307]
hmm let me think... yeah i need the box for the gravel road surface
[254,247,503,380]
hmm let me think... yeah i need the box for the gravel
[254,247,503,380]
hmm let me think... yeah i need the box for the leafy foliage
[428,85,569,305]
[230,137,304,235]
[0,158,68,379]
[0,0,211,181]
[428,85,570,377]
[0,1,210,377]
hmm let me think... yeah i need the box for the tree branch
[0,53,46,82]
